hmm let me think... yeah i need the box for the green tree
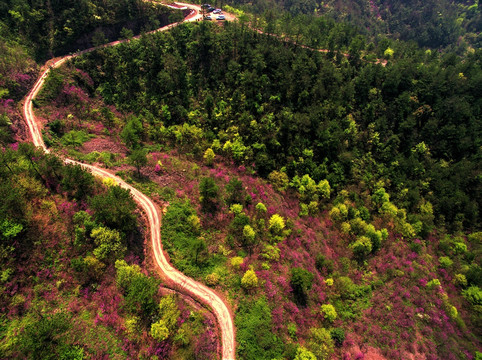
[268,214,285,235]
[241,269,259,289]
[90,226,126,261]
[203,147,215,166]
[294,346,317,360]
[308,327,334,360]
[128,149,147,177]
[350,235,373,259]
[199,177,219,214]
[150,320,169,342]
[321,304,337,323]
[90,185,137,233]
[121,116,143,149]
[291,267,314,306]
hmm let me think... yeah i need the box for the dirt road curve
[22,5,235,360]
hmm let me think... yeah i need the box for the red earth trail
[22,4,235,359]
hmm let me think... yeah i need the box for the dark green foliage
[330,327,345,347]
[90,185,137,233]
[0,114,13,145]
[61,163,95,200]
[315,254,334,275]
[235,297,284,360]
[128,149,148,177]
[124,272,160,319]
[291,267,314,306]
[17,313,71,360]
[225,177,244,205]
[199,177,220,214]
[121,116,144,149]
[0,0,174,60]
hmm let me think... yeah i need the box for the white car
[213,9,222,14]
[205,15,212,20]
[216,14,225,20]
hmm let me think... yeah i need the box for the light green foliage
[243,225,256,243]
[223,137,246,162]
[294,346,317,360]
[439,256,453,268]
[124,316,139,337]
[372,187,390,206]
[365,224,383,252]
[287,323,297,339]
[340,222,351,234]
[115,260,159,318]
[121,116,143,149]
[158,295,180,331]
[231,256,244,269]
[308,327,334,360]
[447,305,458,320]
[187,214,201,234]
[205,272,220,286]
[452,241,467,254]
[255,202,267,214]
[230,204,243,215]
[241,269,259,289]
[150,320,169,342]
[381,201,398,217]
[468,232,482,244]
[384,47,394,58]
[350,236,372,258]
[268,170,289,192]
[308,201,319,215]
[329,206,342,222]
[321,304,337,323]
[115,259,142,288]
[462,286,482,306]
[90,226,125,261]
[0,219,23,240]
[290,174,331,203]
[83,255,105,280]
[426,279,441,289]
[454,274,468,287]
[349,217,368,235]
[60,130,92,147]
[268,214,285,235]
[261,244,280,262]
[203,147,215,166]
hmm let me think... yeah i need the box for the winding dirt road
[22,5,235,360]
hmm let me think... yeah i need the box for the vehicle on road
[216,14,225,20]
[213,9,222,14]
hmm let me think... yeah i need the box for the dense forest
[1,0,481,359]
[223,0,481,50]
[70,21,481,233]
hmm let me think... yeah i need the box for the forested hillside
[225,0,481,50]
[0,144,218,359]
[71,21,481,233]
[1,0,481,358]
[25,19,481,359]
